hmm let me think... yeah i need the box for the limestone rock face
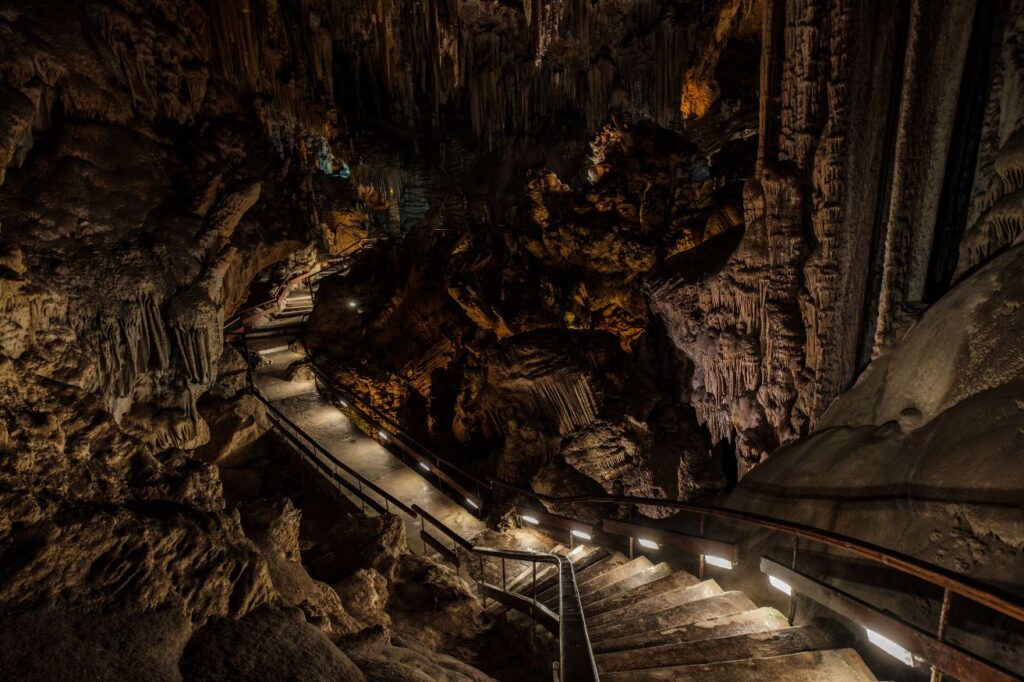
[195,394,270,467]
[180,607,366,682]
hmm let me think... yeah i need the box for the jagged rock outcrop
[648,0,1011,476]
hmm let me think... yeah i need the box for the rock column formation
[650,0,1000,474]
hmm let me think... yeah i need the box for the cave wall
[648,0,1012,476]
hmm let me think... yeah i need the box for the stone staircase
[485,544,878,681]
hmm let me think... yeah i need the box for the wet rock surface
[2,0,1024,678]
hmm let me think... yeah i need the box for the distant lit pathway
[244,288,552,564]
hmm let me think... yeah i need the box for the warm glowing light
[704,555,733,570]
[637,538,659,550]
[466,499,479,509]
[348,300,358,308]
[377,430,388,440]
[521,514,539,525]
[339,399,348,407]
[768,575,792,595]
[571,529,591,540]
[866,629,914,666]
[419,462,430,472]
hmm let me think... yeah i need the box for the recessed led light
[571,529,591,540]
[705,555,733,570]
[866,628,914,666]
[768,575,792,595]
[638,538,659,550]
[418,462,430,471]
[521,514,539,525]
[466,499,479,509]
[377,430,388,440]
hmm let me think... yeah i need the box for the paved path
[246,289,486,556]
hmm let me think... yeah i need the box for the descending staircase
[486,544,877,681]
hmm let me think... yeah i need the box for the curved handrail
[489,479,1024,625]
[224,241,368,334]
[416,514,598,682]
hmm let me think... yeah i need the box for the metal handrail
[304,352,491,497]
[416,514,599,681]
[224,241,366,334]
[251,387,417,518]
[490,479,1024,625]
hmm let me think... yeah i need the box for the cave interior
[0,0,1022,680]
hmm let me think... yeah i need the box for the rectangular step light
[418,462,430,472]
[521,514,540,525]
[571,529,592,540]
[768,575,792,595]
[339,399,348,407]
[377,430,389,440]
[637,538,659,550]
[866,628,914,666]
[466,498,479,510]
[704,554,733,570]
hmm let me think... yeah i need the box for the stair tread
[589,591,757,642]
[582,562,674,606]
[594,625,838,673]
[538,551,630,608]
[598,648,877,681]
[587,578,722,627]
[592,606,790,654]
[578,556,653,597]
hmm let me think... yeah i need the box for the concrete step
[538,552,630,608]
[586,578,722,628]
[503,544,569,594]
[594,625,837,673]
[582,562,673,606]
[592,606,790,654]
[578,557,653,599]
[519,544,607,597]
[598,648,877,681]
[589,591,757,643]
[536,548,630,598]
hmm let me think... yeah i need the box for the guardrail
[414,509,599,681]
[492,480,1023,682]
[248,383,417,518]
[224,241,368,335]
[304,354,490,513]
[230,247,1022,681]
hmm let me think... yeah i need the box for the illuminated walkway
[245,289,551,563]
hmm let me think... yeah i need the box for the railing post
[501,557,507,592]
[533,561,537,602]
[480,556,486,607]
[357,480,365,512]
[930,588,953,682]
[788,537,799,624]
[698,514,706,580]
[628,536,634,560]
